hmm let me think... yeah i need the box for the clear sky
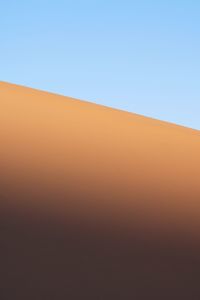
[1,1,200,129]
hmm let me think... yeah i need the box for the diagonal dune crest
[1,81,200,298]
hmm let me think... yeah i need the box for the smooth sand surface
[1,82,200,298]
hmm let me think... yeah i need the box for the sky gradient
[1,1,200,129]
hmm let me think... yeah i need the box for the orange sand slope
[1,82,200,298]
[0,81,200,235]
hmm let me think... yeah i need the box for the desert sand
[1,81,200,298]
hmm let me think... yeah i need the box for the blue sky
[1,1,200,129]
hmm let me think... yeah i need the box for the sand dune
[1,81,200,298]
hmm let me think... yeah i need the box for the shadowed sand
[1,82,200,298]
